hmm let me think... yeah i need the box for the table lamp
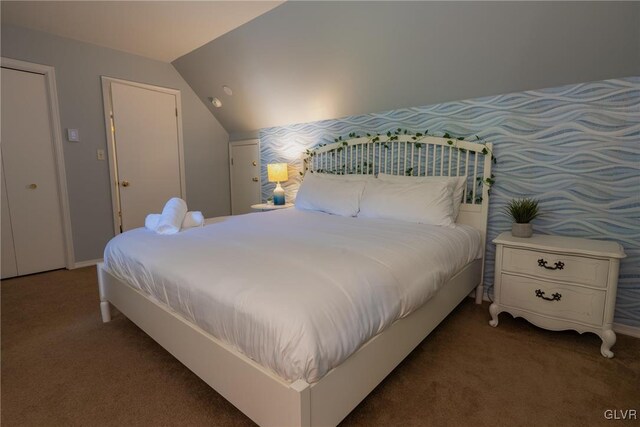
[267,163,288,205]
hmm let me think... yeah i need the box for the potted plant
[505,198,539,238]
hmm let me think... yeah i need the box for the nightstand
[250,203,294,212]
[490,232,626,358]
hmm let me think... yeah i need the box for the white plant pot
[512,223,533,238]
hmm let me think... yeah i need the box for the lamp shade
[267,163,288,182]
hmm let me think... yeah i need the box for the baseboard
[613,323,640,339]
[466,290,492,302]
[72,258,103,269]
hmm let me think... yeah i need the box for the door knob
[28,183,37,189]
[252,177,259,182]
[121,180,130,187]
[252,161,257,166]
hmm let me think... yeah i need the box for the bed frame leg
[100,301,112,323]
[290,379,311,427]
[97,262,112,323]
[474,283,484,304]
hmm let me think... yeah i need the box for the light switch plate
[67,128,80,142]
[97,149,106,161]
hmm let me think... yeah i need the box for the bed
[97,135,492,426]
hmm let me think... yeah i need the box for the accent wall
[259,77,640,327]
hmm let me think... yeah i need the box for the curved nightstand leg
[489,303,499,327]
[600,329,616,358]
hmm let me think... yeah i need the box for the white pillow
[313,173,374,182]
[377,173,467,220]
[358,179,455,227]
[295,172,366,217]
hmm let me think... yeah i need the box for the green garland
[303,129,496,198]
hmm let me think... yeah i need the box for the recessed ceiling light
[209,97,222,108]
[223,85,233,96]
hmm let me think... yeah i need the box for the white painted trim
[230,139,260,146]
[229,139,261,214]
[100,78,122,236]
[72,258,103,269]
[100,76,186,235]
[1,57,75,269]
[175,91,187,200]
[613,323,640,339]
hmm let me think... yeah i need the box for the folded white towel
[182,211,204,229]
[145,213,161,231]
[145,210,204,232]
[156,197,187,235]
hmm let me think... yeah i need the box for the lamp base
[273,182,285,205]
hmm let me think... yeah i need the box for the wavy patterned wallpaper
[259,77,640,327]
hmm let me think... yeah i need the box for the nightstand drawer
[500,274,606,326]
[502,247,609,288]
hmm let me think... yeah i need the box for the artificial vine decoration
[303,129,497,195]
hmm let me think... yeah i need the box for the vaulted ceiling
[172,1,640,136]
[2,2,638,136]
[1,1,283,62]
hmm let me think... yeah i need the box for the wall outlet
[97,149,106,161]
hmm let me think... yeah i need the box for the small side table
[490,232,626,358]
[251,203,294,212]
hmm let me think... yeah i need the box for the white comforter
[104,209,482,383]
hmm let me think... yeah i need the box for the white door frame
[1,57,75,269]
[100,76,186,235]
[229,139,261,214]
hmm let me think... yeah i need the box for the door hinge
[231,157,234,166]
[176,108,178,117]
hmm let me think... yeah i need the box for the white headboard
[302,134,493,245]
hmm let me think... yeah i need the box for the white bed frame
[98,134,492,426]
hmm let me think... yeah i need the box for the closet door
[105,79,184,232]
[1,163,18,279]
[1,67,66,276]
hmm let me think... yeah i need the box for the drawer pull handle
[538,258,565,270]
[535,289,562,302]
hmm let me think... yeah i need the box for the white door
[1,163,18,279]
[105,79,184,232]
[1,67,66,276]
[230,141,261,214]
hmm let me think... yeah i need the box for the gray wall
[1,25,231,262]
[173,1,640,137]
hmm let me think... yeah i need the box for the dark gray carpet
[2,267,639,426]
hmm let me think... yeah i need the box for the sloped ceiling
[1,1,284,62]
[172,1,640,136]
